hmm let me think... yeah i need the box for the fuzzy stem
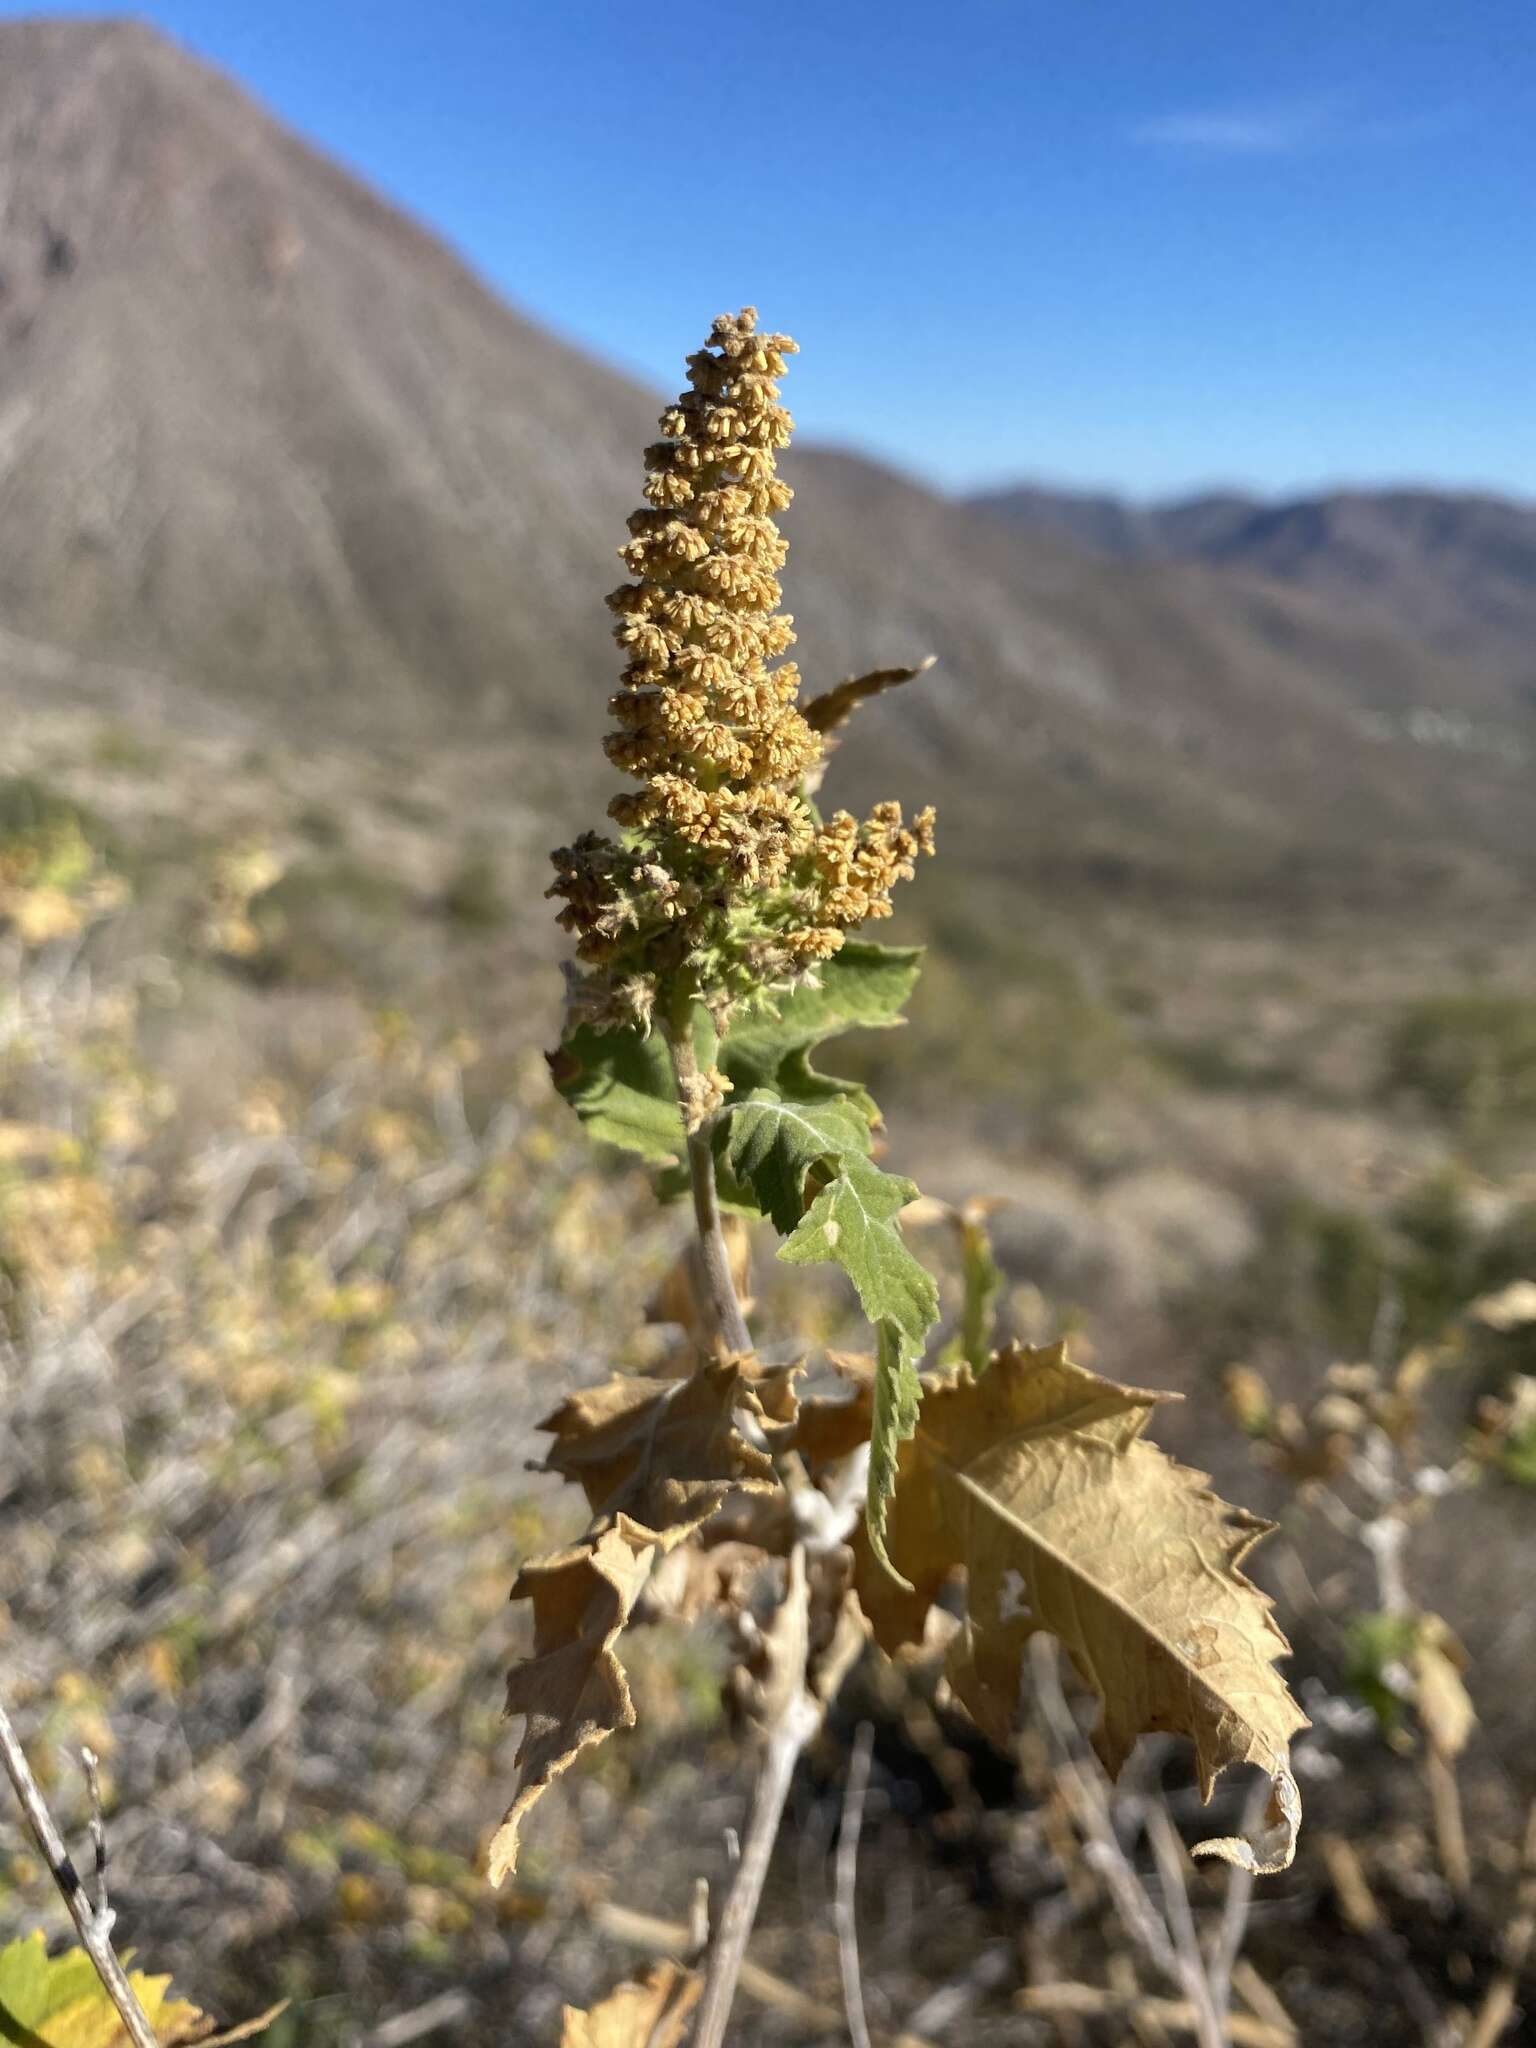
[667,1021,752,1355]
[0,1699,161,2048]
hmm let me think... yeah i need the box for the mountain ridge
[968,481,1536,680]
[1,16,1532,906]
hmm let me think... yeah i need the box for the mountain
[1,17,1532,909]
[970,484,1536,712]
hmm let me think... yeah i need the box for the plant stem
[1424,1741,1472,1899]
[667,1021,752,1354]
[0,1698,161,2048]
[692,1551,820,2048]
[834,1721,876,2048]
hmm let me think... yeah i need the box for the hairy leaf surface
[777,1154,939,1555]
[550,942,914,1177]
[720,940,921,1107]
[547,1010,715,1165]
[777,1155,935,1347]
[851,1341,1308,1873]
[713,1091,872,1233]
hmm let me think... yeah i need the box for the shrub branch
[0,1697,162,2048]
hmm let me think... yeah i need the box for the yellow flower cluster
[549,308,933,1030]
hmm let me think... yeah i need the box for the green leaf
[720,941,921,1105]
[548,1011,714,1166]
[713,1091,872,1233]
[778,1153,936,1345]
[868,1320,922,1575]
[0,1930,210,2048]
[777,1150,939,1547]
[958,1215,1003,1372]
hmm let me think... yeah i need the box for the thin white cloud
[1132,105,1331,153]
[1131,95,1457,156]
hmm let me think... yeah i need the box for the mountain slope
[0,16,654,734]
[0,18,1532,907]
[971,483,1536,720]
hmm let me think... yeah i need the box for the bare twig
[1425,1741,1472,1900]
[1032,1639,1235,2048]
[692,1557,821,2048]
[1030,1638,1181,1984]
[1014,1982,1295,2047]
[1144,1802,1225,2048]
[363,1990,472,2048]
[0,1698,161,2048]
[1205,1775,1274,2032]
[1230,1963,1295,2043]
[1319,1834,1441,2043]
[1463,1798,1536,2048]
[81,1745,109,1917]
[834,1721,876,2048]
[593,1900,854,2034]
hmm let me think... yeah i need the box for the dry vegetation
[0,23,1533,2041]
[4,553,1536,2048]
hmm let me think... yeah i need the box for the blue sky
[17,0,1536,499]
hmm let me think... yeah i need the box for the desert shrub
[439,848,505,931]
[1386,988,1536,1136]
[240,856,416,987]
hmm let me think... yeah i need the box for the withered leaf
[489,1518,656,1885]
[559,1960,701,2048]
[801,656,937,736]
[1414,1613,1476,1758]
[789,1354,876,1468]
[853,1341,1308,1873]
[493,1357,796,1883]
[727,1544,865,1736]
[537,1358,778,1544]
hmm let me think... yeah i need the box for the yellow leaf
[0,1931,208,2048]
[1414,1614,1476,1758]
[850,1342,1308,1873]
[560,1961,700,2048]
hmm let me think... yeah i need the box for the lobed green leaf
[547,1010,715,1165]
[713,1090,872,1233]
[777,1151,940,1545]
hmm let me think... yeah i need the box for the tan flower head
[549,308,934,1031]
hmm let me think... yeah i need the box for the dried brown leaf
[851,1341,1307,1873]
[802,657,937,736]
[537,1358,777,1544]
[788,1353,876,1468]
[493,1358,803,1881]
[489,1518,657,1885]
[1414,1613,1476,1758]
[639,1539,771,1625]
[560,1960,701,2048]
[727,1544,866,1733]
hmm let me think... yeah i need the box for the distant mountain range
[967,484,1536,689]
[2,17,1532,906]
